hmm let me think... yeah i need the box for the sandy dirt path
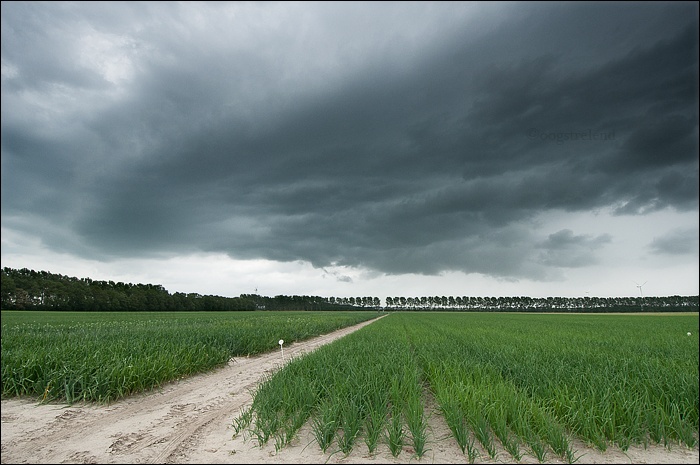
[1,314,697,464]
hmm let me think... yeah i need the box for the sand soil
[2,316,698,464]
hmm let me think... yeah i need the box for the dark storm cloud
[1,2,698,279]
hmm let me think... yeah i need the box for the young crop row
[233,312,699,463]
[0,310,378,404]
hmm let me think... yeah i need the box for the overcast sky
[2,1,698,301]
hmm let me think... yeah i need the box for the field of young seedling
[235,312,699,463]
[0,310,378,404]
[1,310,698,464]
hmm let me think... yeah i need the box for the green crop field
[0,310,378,404]
[234,312,699,463]
[3,310,697,463]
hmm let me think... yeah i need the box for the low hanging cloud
[1,2,698,283]
[322,267,353,284]
[536,229,613,268]
[649,228,699,255]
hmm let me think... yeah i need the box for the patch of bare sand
[2,315,697,464]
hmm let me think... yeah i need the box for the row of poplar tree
[1,267,697,312]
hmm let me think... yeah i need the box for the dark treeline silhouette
[384,295,698,313]
[1,267,697,312]
[0,267,355,312]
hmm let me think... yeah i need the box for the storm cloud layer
[2,2,698,284]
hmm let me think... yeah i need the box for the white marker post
[279,339,284,358]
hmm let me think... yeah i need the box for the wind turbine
[634,281,647,311]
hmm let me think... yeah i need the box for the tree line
[1,267,697,312]
[383,295,698,312]
[0,267,353,312]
